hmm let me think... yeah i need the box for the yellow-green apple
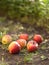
[17,39,27,49]
[19,33,28,40]
[2,35,12,44]
[27,40,38,52]
[8,41,21,54]
[33,34,43,44]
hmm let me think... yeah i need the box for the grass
[23,53,33,62]
[40,55,48,61]
[0,17,6,22]
[0,61,9,65]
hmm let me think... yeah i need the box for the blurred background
[0,0,49,36]
[0,0,49,25]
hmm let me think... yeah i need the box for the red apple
[27,40,38,52]
[8,41,21,54]
[33,34,43,44]
[17,39,27,49]
[19,33,28,40]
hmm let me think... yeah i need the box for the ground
[0,21,49,65]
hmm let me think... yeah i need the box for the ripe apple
[8,41,21,54]
[2,35,12,44]
[19,33,28,40]
[17,39,27,49]
[33,34,43,44]
[27,40,38,52]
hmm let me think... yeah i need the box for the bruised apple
[8,41,21,54]
[2,35,12,44]
[33,34,43,44]
[19,33,28,40]
[27,40,38,52]
[17,39,27,49]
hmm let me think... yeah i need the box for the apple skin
[2,35,12,44]
[8,41,21,54]
[19,33,28,40]
[27,40,38,52]
[33,34,43,44]
[17,39,27,49]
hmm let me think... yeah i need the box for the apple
[27,40,38,52]
[19,33,28,40]
[33,34,43,44]
[2,35,12,44]
[17,39,27,49]
[8,41,21,54]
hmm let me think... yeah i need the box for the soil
[0,21,49,65]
